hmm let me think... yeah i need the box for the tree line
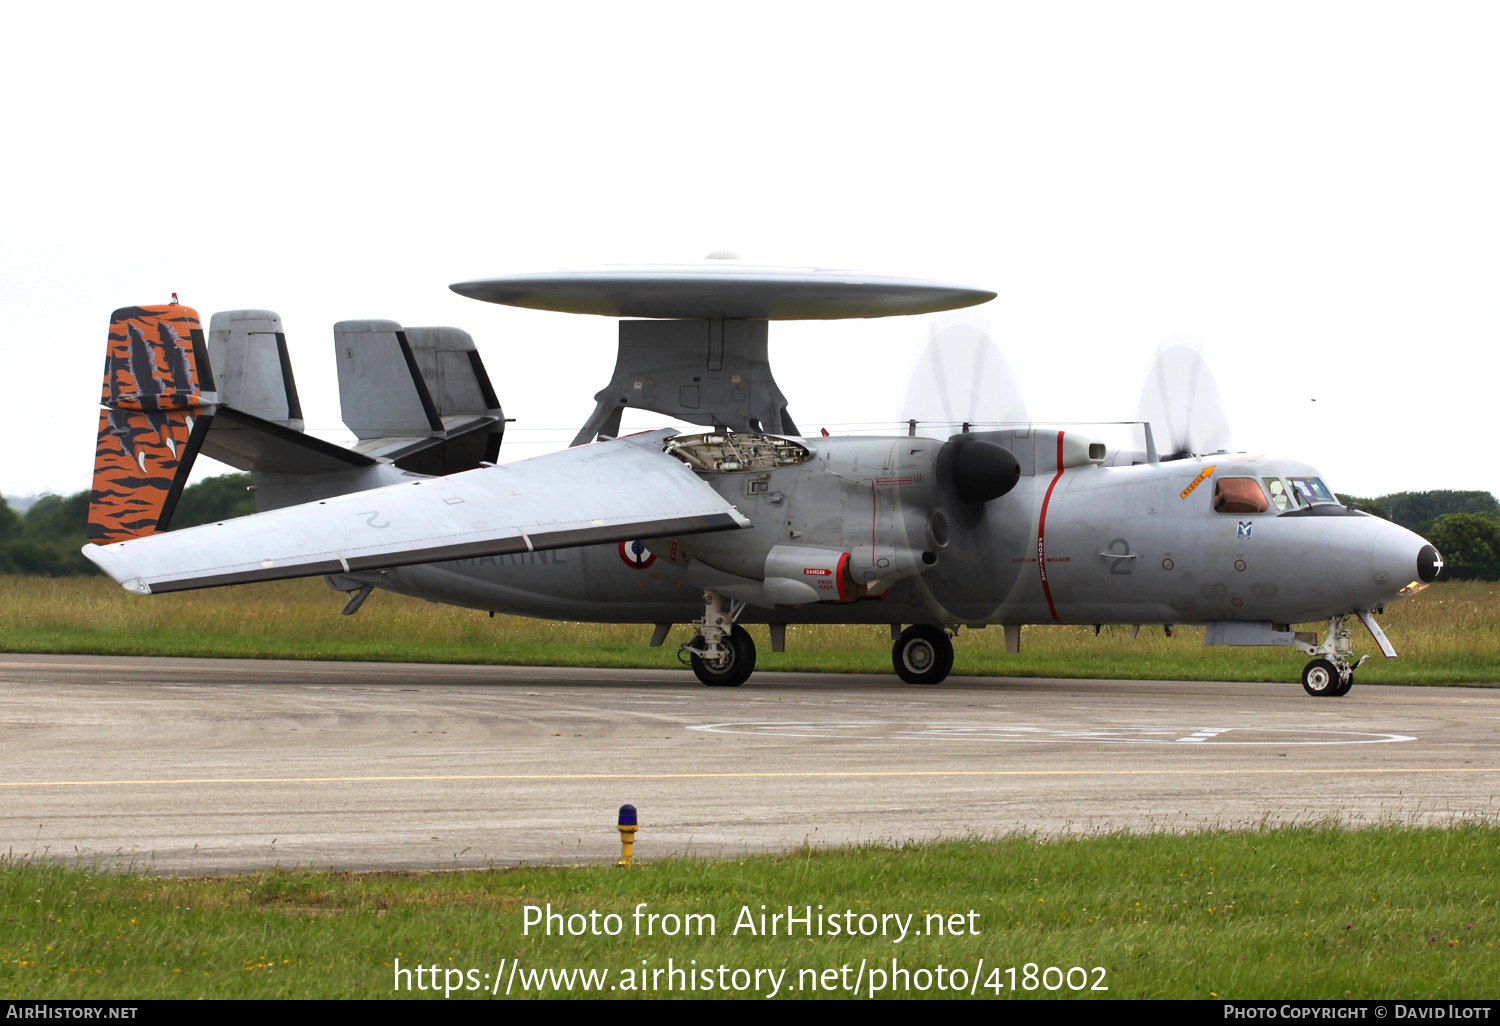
[0,474,257,576]
[3,477,1499,581]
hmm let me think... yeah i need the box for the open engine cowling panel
[663,432,812,474]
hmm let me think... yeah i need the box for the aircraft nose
[1371,524,1441,601]
[1416,543,1443,584]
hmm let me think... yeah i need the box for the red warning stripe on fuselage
[1036,431,1066,623]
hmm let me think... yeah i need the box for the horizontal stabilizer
[83,430,750,594]
[368,415,503,477]
[197,406,377,475]
[194,310,376,478]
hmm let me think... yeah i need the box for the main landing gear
[892,624,955,685]
[681,590,756,687]
[1295,615,1368,697]
[678,599,960,688]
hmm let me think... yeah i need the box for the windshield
[1262,477,1292,512]
[1287,476,1336,506]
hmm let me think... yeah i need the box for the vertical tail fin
[89,304,212,543]
[206,309,303,428]
[334,320,505,474]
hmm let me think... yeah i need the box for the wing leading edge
[82,430,750,594]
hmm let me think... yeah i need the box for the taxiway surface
[1,653,1495,873]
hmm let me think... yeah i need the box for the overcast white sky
[3,2,1496,501]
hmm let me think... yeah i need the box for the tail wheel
[691,625,756,687]
[892,624,955,685]
[1301,658,1346,697]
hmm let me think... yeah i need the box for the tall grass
[1,576,1495,684]
[1,825,1495,999]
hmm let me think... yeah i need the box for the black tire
[1331,673,1354,697]
[892,624,955,685]
[691,625,756,687]
[1301,658,1343,697]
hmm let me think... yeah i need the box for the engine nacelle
[665,433,949,605]
[763,544,853,603]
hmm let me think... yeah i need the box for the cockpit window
[1214,477,1270,514]
[1288,476,1335,506]
[1262,477,1292,512]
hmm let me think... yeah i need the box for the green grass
[1,576,1496,685]
[2,825,1495,999]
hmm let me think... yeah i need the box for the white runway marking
[1177,728,1232,742]
[687,722,1417,745]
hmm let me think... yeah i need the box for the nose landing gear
[1296,615,1370,697]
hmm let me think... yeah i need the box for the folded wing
[83,431,749,594]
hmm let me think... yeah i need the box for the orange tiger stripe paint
[89,305,209,545]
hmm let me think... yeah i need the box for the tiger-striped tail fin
[89,304,214,544]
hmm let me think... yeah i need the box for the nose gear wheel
[1295,616,1366,697]
[1302,657,1353,697]
[1302,658,1339,696]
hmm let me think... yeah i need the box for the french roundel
[618,540,655,570]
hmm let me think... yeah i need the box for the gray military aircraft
[83,263,1442,697]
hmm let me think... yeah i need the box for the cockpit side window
[1262,477,1292,512]
[1213,477,1270,514]
[1288,476,1334,506]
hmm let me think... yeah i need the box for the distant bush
[0,473,256,576]
[1424,513,1500,581]
[167,473,256,529]
[0,491,93,576]
[0,497,21,541]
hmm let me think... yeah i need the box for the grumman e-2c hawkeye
[82,264,1442,696]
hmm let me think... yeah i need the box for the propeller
[895,329,1235,554]
[897,317,1025,533]
[1136,342,1233,459]
[901,324,1233,464]
[899,317,1029,432]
